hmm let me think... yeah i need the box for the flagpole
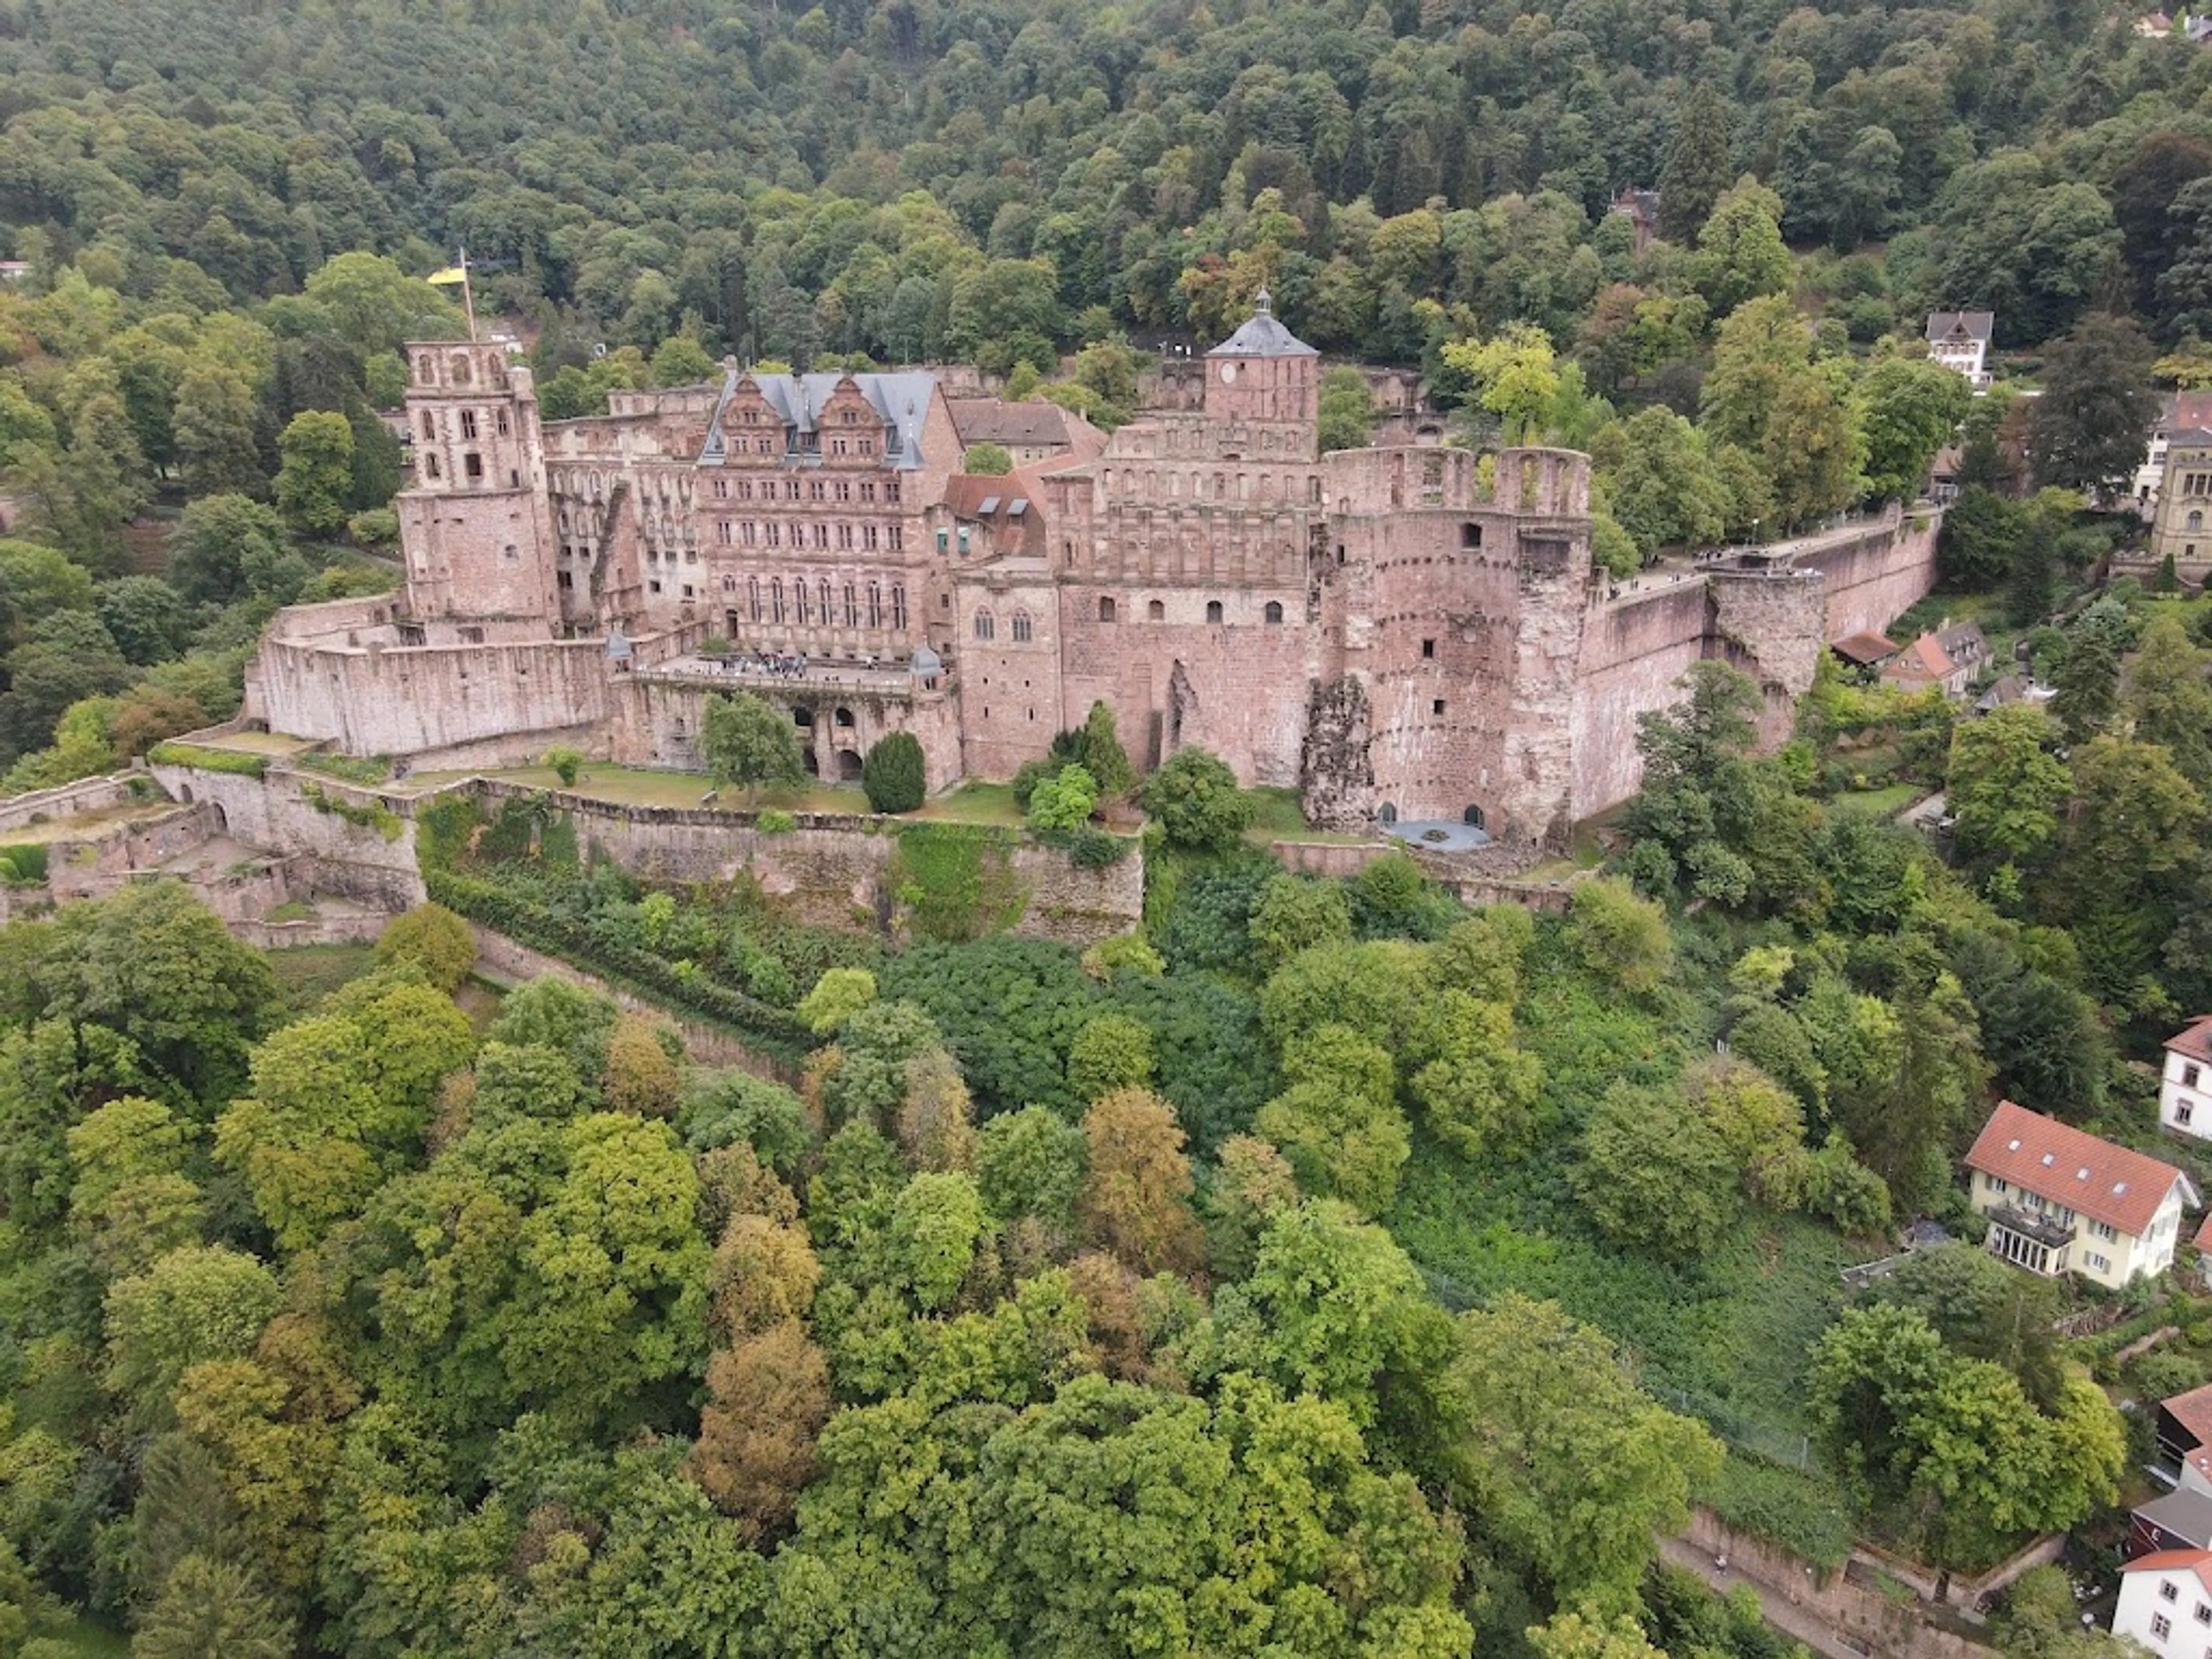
[458,247,478,343]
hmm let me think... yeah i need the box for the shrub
[861,731,927,813]
[544,745,584,787]
[1027,764,1099,832]
[1141,747,1253,853]
[375,903,478,991]
[757,809,797,834]
[1066,826,1126,866]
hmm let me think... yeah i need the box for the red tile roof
[1964,1100,2194,1237]
[2169,1385,2212,1450]
[2123,1549,2212,1594]
[1882,633,1956,686]
[2168,1017,2212,1067]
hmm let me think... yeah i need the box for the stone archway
[835,748,863,782]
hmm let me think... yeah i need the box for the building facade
[1964,1099,2196,1288]
[2116,1550,2212,1656]
[249,299,1942,848]
[2151,434,2212,586]
[1925,311,1995,390]
[2162,1017,2212,1138]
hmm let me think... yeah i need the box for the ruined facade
[249,300,1941,849]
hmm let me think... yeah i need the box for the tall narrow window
[843,584,858,626]
[817,578,831,622]
[869,582,883,628]
[748,577,762,623]
[1098,596,1116,622]
[796,582,810,624]
[771,579,786,623]
[975,610,995,641]
[1206,600,1224,623]
[1012,611,1033,642]
[891,585,907,629]
[460,411,478,440]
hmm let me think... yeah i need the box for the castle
[249,298,1941,851]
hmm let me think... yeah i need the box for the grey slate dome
[1206,287,1318,359]
[909,643,943,677]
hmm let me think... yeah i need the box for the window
[2164,1585,2181,1605]
[1206,600,1224,623]
[717,521,732,544]
[974,610,995,641]
[844,584,858,627]
[425,453,441,479]
[1422,638,1436,658]
[1987,1175,2008,1194]
[1012,611,1033,643]
[421,412,435,440]
[818,579,831,623]
[2188,1064,2202,1089]
[1462,523,1482,548]
[464,452,483,480]
[2183,1103,2197,1127]
[1148,600,1165,620]
[888,525,903,551]
[796,583,810,624]
[891,585,906,629]
[771,579,785,623]
[748,577,761,623]
[460,411,478,440]
[2088,1252,2111,1272]
[1098,597,1116,622]
[2156,1613,2175,1640]
[496,408,510,437]
[2192,510,2205,532]
[1264,601,1283,623]
[1433,699,1446,716]
[2193,1605,2209,1627]
[2094,1219,2118,1241]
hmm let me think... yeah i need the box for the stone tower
[395,340,561,627]
[1202,289,1319,440]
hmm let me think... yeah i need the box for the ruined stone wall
[0,773,145,833]
[255,635,612,756]
[463,782,1143,944]
[1569,583,1711,820]
[1710,569,1829,745]
[1800,507,1941,641]
[1054,583,1317,783]
[145,763,425,911]
[611,672,963,793]
[956,567,1070,779]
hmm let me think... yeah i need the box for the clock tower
[1202,289,1319,434]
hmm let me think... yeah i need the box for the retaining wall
[1681,1509,2015,1659]
[0,772,149,833]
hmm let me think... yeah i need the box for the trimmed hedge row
[427,868,816,1068]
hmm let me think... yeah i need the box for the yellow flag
[426,266,467,286]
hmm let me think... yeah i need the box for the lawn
[912,781,1022,826]
[1830,782,1922,818]
[269,942,381,1011]
[192,729,318,756]
[441,765,1027,827]
[1244,785,1375,846]
[0,800,179,845]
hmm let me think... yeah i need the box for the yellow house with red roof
[1965,1100,2197,1288]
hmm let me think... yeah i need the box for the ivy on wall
[889,822,1029,942]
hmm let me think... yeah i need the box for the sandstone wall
[612,672,963,792]
[1801,507,1941,642]
[0,773,147,833]
[1710,569,1829,745]
[256,635,612,757]
[145,763,426,912]
[1570,583,1710,820]
[462,781,1144,945]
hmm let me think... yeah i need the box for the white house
[2163,1017,2212,1138]
[1926,311,1995,391]
[2118,1550,2212,1653]
[1964,1100,2197,1287]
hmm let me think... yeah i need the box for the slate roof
[2138,1488,2212,1550]
[947,399,1102,451]
[1926,311,1996,345]
[1965,1100,2196,1237]
[699,368,937,469]
[1207,290,1318,359]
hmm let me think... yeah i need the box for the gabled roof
[945,399,1105,454]
[1207,290,1318,360]
[1883,634,1956,685]
[2196,1211,2212,1253]
[1965,1100,2196,1237]
[2167,1384,2212,1450]
[1831,630,1898,666]
[2168,1016,2212,1067]
[700,368,938,470]
[2123,1550,2212,1595]
[1937,621,1987,660]
[2137,1487,2212,1548]
[1926,311,1996,345]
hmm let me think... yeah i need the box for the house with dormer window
[1964,1100,2197,1287]
[2161,1017,2212,1140]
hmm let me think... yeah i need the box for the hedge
[425,868,816,1067]
[147,742,266,778]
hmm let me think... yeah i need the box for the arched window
[421,412,434,441]
[974,610,995,641]
[1206,600,1224,624]
[1097,596,1116,622]
[748,577,762,622]
[1263,601,1283,624]
[1148,600,1165,620]
[450,353,472,385]
[424,453,440,479]
[2190,510,2204,533]
[1012,611,1033,643]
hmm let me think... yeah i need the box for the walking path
[1658,1535,1874,1659]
